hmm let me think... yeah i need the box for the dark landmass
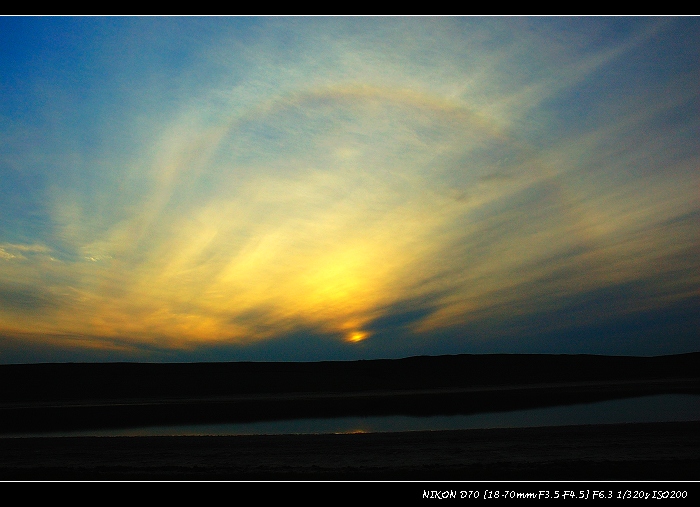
[1,352,698,434]
[1,421,698,480]
[1,353,698,480]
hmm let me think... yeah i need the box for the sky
[0,17,698,363]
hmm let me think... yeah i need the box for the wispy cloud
[0,17,697,360]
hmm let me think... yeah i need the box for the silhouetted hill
[1,352,698,403]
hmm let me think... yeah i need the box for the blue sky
[1,17,698,362]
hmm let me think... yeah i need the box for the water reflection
[12,393,700,438]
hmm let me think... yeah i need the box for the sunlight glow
[0,18,697,360]
[346,331,370,343]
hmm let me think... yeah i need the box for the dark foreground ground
[1,421,698,480]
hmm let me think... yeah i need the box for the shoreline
[2,378,698,434]
[1,421,698,480]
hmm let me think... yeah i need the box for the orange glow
[346,331,370,343]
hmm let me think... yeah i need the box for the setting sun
[346,331,370,343]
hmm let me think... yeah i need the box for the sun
[346,330,370,343]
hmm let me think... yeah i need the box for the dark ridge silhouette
[2,352,698,401]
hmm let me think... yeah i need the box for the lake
[7,393,699,438]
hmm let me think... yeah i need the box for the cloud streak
[0,17,698,360]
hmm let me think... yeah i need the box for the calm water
[10,393,700,438]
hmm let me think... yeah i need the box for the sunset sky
[1,17,698,363]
